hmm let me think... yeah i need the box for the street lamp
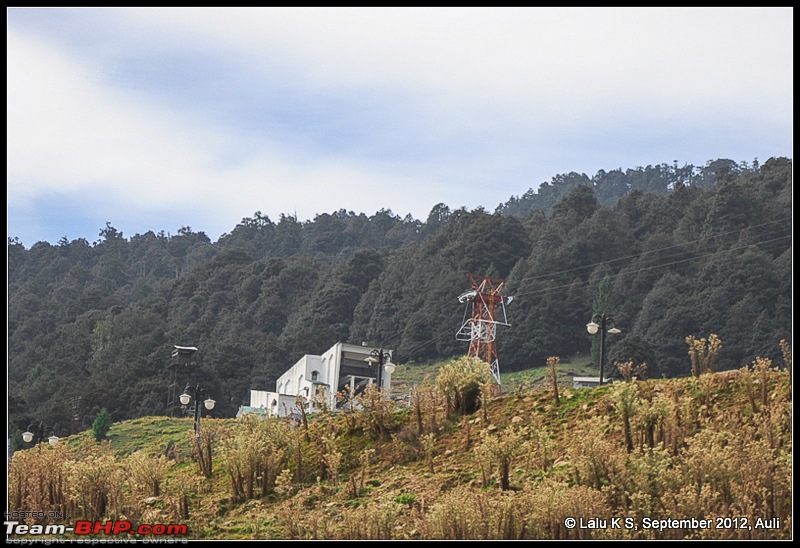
[364,348,394,392]
[586,314,621,386]
[179,384,215,437]
[22,423,58,446]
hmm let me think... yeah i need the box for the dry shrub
[522,481,607,539]
[321,434,342,487]
[686,333,722,377]
[125,451,171,497]
[426,482,607,540]
[353,383,395,439]
[163,472,200,521]
[566,416,627,490]
[66,442,125,520]
[615,359,648,382]
[339,501,401,539]
[478,377,497,421]
[8,442,72,522]
[546,356,560,405]
[425,487,493,539]
[291,423,323,485]
[758,383,791,452]
[738,357,781,416]
[661,386,688,456]
[636,391,673,451]
[419,382,447,433]
[410,385,425,436]
[682,428,739,507]
[274,468,295,497]
[660,415,792,539]
[619,448,679,523]
[418,432,435,473]
[310,384,333,414]
[680,374,717,431]
[610,381,640,453]
[278,498,341,539]
[727,435,791,533]
[191,419,219,478]
[779,339,791,381]
[473,426,527,490]
[220,414,290,502]
[408,381,445,437]
[753,356,777,411]
[387,430,423,465]
[738,364,759,414]
[528,424,557,472]
[436,356,494,416]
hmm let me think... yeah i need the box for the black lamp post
[179,384,215,437]
[22,422,59,446]
[586,314,621,386]
[364,348,395,392]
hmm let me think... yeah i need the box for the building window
[311,370,319,381]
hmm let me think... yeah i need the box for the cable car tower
[456,274,514,387]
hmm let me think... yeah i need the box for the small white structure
[572,376,612,389]
[243,342,394,418]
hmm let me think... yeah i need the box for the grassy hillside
[8,362,792,540]
[390,353,599,395]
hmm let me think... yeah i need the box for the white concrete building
[240,342,394,419]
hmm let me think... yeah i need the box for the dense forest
[7,157,792,438]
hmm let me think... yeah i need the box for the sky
[7,7,793,247]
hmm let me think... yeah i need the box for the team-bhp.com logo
[6,520,188,537]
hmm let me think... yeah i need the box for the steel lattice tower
[456,274,513,387]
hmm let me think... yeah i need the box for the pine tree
[92,408,112,442]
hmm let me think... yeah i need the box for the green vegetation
[69,416,199,458]
[391,353,599,396]
[91,408,113,442]
[394,492,417,508]
[8,158,791,437]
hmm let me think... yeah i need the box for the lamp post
[586,314,621,386]
[22,423,58,446]
[364,348,395,393]
[179,384,215,438]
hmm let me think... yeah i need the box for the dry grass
[8,365,792,540]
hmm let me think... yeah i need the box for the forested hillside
[7,157,792,438]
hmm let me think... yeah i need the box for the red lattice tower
[456,274,513,387]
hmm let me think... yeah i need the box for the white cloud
[8,29,214,203]
[130,7,791,116]
[6,7,793,245]
[7,26,453,242]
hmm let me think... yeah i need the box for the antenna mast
[455,274,513,387]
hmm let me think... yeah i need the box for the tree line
[7,157,791,438]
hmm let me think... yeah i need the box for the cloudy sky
[7,7,793,247]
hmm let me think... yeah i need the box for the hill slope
[8,364,791,540]
[8,157,793,431]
